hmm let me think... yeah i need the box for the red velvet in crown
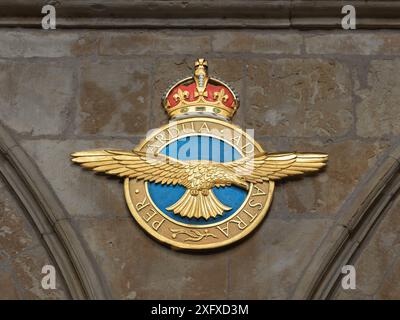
[166,82,236,110]
[162,59,239,120]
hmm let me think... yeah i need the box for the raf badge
[71,58,327,250]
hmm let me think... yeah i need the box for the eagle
[71,150,327,220]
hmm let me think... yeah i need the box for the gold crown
[162,59,239,120]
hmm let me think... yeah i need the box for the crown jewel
[163,59,239,120]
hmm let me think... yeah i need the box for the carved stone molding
[0,124,110,299]
[293,144,400,299]
[0,0,399,29]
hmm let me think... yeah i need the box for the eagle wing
[223,152,328,183]
[71,149,189,186]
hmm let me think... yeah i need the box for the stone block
[10,246,69,299]
[98,31,212,56]
[71,32,100,56]
[76,59,151,136]
[75,217,228,299]
[355,60,400,138]
[212,31,302,54]
[0,179,69,299]
[0,180,37,256]
[375,257,400,299]
[305,32,400,55]
[152,32,212,55]
[98,31,154,56]
[0,30,79,58]
[0,61,75,136]
[228,218,332,299]
[0,269,20,299]
[336,196,400,299]
[245,59,353,138]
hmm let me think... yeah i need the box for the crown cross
[194,58,209,97]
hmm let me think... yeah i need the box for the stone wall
[1,27,400,299]
[0,179,69,299]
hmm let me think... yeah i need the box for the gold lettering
[232,134,242,147]
[217,223,229,238]
[155,133,168,144]
[249,199,262,211]
[181,122,195,133]
[199,122,210,133]
[147,142,162,154]
[143,208,157,222]
[230,216,248,230]
[242,142,254,155]
[167,127,179,139]
[243,209,257,222]
[252,185,266,197]
[146,146,156,154]
[136,196,150,211]
[152,218,165,231]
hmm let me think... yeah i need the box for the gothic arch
[0,124,109,299]
[293,144,400,299]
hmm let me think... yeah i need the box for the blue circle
[147,136,248,226]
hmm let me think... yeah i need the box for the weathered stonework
[355,60,400,138]
[0,31,80,58]
[305,32,400,55]
[76,217,229,299]
[0,61,75,136]
[0,24,400,299]
[76,59,151,136]
[211,31,302,54]
[228,218,332,299]
[245,59,353,138]
[0,180,69,299]
[334,195,400,299]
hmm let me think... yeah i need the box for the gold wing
[223,152,328,183]
[71,149,188,186]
